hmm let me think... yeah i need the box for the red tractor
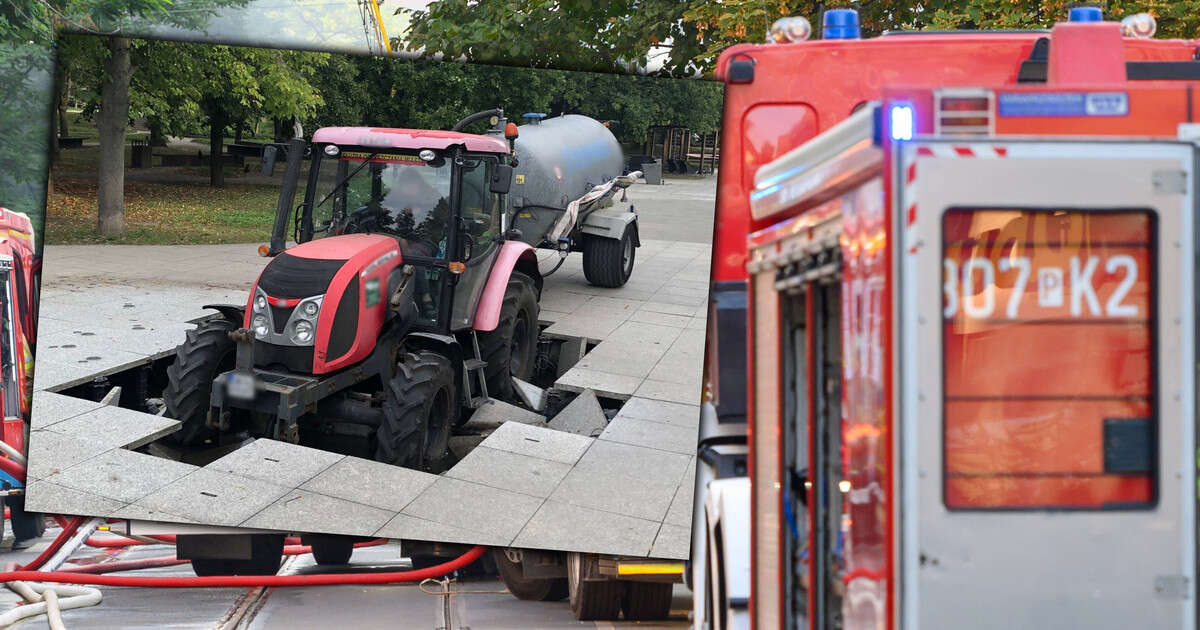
[162,110,633,472]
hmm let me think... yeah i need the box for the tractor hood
[312,127,509,154]
[245,234,404,374]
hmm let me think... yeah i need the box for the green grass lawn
[46,178,292,245]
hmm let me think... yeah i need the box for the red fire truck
[0,207,43,542]
[696,7,1200,630]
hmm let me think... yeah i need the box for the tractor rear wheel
[163,318,237,446]
[476,272,538,401]
[582,228,635,288]
[376,351,456,472]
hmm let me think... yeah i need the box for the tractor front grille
[258,253,347,299]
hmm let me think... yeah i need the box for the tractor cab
[270,113,517,335]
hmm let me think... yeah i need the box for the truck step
[464,359,487,371]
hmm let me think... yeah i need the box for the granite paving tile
[546,389,607,437]
[132,468,292,527]
[553,367,642,398]
[47,448,197,503]
[44,404,181,451]
[26,430,111,480]
[649,525,690,560]
[242,490,394,537]
[613,397,700,428]
[511,500,659,557]
[548,440,690,522]
[444,446,572,499]
[25,480,127,517]
[205,439,345,489]
[375,514,511,547]
[461,399,545,432]
[400,476,542,543]
[300,456,438,513]
[598,416,698,455]
[30,391,104,429]
[478,421,594,465]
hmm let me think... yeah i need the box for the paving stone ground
[26,176,714,558]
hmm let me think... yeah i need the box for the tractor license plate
[227,372,256,400]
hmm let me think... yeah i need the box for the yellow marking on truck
[515,174,525,184]
[616,562,685,576]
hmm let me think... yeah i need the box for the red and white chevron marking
[904,144,1011,254]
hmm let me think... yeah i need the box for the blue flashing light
[822,9,860,40]
[1068,6,1103,22]
[890,104,914,142]
[521,113,548,119]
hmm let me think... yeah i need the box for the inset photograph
[27,35,720,561]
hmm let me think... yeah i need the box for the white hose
[0,441,25,465]
[42,517,104,573]
[42,588,65,630]
[0,582,102,628]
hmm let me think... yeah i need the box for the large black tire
[621,581,674,621]
[581,228,635,288]
[307,534,355,565]
[6,495,44,543]
[492,549,569,601]
[476,272,538,401]
[568,552,624,621]
[189,534,284,576]
[376,351,455,472]
[163,318,237,446]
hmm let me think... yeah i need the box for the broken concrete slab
[555,336,587,375]
[552,367,643,399]
[664,472,695,529]
[512,377,547,412]
[461,399,545,432]
[300,456,437,513]
[479,421,594,466]
[547,389,607,438]
[444,446,572,499]
[206,439,344,489]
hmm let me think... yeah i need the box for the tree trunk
[209,111,226,188]
[58,78,70,139]
[234,121,243,144]
[97,36,131,237]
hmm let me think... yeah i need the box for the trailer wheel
[307,534,354,565]
[476,272,538,401]
[622,581,674,621]
[492,549,568,601]
[568,552,624,621]
[163,318,237,446]
[376,351,456,472]
[581,228,635,288]
[189,534,284,576]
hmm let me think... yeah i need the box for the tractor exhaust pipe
[268,138,307,256]
[452,109,504,133]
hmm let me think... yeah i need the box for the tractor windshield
[312,150,453,260]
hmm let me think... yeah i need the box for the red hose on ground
[19,516,85,571]
[0,545,487,587]
[62,539,392,575]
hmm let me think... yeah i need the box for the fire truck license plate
[227,372,256,400]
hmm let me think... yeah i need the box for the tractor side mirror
[261,145,278,176]
[490,164,513,195]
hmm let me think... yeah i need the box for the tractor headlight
[252,314,270,339]
[290,319,315,345]
[302,301,319,318]
[254,295,267,312]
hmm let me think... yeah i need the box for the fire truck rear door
[897,139,1196,630]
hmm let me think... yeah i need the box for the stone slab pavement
[26,176,714,557]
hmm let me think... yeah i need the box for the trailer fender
[474,241,541,332]
[202,304,246,326]
[580,208,640,247]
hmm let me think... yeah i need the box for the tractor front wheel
[476,272,539,401]
[581,228,636,288]
[376,351,456,472]
[163,318,237,446]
